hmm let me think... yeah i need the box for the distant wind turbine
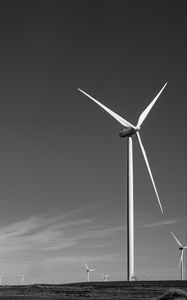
[0,274,4,285]
[84,263,96,282]
[78,83,167,281]
[170,231,187,280]
[19,273,26,285]
[103,274,110,282]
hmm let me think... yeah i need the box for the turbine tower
[170,231,187,280]
[84,263,96,282]
[19,273,26,285]
[78,83,167,281]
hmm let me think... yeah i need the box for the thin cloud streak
[0,209,123,264]
[47,253,121,264]
[140,218,182,228]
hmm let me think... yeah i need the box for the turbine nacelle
[119,127,140,138]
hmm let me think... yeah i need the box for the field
[0,281,186,299]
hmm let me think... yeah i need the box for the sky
[0,0,186,284]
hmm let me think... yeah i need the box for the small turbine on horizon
[0,274,4,285]
[19,273,26,285]
[78,83,167,281]
[84,263,96,282]
[170,231,187,280]
[103,274,110,282]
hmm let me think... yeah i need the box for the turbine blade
[136,132,163,213]
[78,88,136,129]
[137,82,168,127]
[170,231,183,247]
[84,263,89,271]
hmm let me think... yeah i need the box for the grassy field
[0,281,186,299]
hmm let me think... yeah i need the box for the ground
[0,281,186,299]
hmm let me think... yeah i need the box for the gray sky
[0,0,186,284]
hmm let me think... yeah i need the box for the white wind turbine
[170,231,187,280]
[19,273,26,285]
[84,263,96,282]
[0,274,4,285]
[78,83,167,281]
[103,274,110,282]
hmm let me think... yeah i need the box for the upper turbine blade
[78,88,136,129]
[170,231,183,247]
[137,82,168,127]
[136,132,163,213]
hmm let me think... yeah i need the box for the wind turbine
[84,263,96,282]
[0,274,4,285]
[103,274,110,282]
[78,83,167,281]
[170,231,187,280]
[19,273,26,285]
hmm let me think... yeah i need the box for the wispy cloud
[0,207,122,271]
[47,253,121,265]
[140,218,180,228]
